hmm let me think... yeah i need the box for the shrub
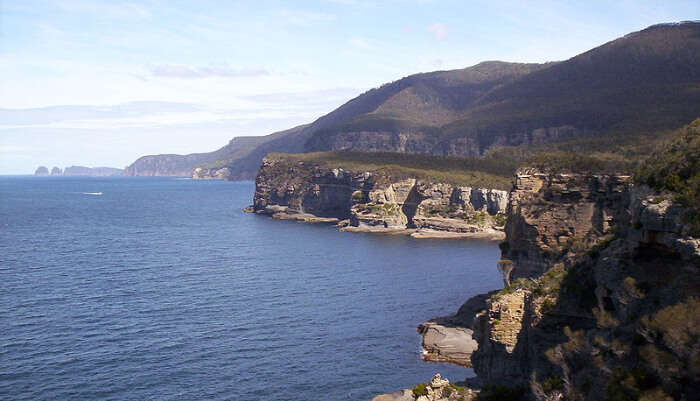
[541,375,564,393]
[634,119,700,236]
[541,298,556,312]
[351,191,366,202]
[449,384,468,395]
[412,383,428,397]
[493,213,507,227]
[443,386,453,397]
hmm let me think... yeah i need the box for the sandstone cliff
[501,169,632,282]
[250,155,508,239]
[410,167,699,401]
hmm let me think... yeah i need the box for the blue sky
[1,0,698,174]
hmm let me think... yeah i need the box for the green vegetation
[423,204,452,217]
[269,118,696,197]
[268,151,514,189]
[351,191,366,202]
[412,383,428,397]
[640,297,700,362]
[358,202,402,217]
[448,384,468,396]
[464,210,489,225]
[498,263,567,299]
[635,119,700,235]
[493,213,507,227]
[540,375,564,393]
[607,368,663,401]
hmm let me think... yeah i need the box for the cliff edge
[250,154,509,239]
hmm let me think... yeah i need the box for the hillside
[307,22,700,156]
[123,131,291,177]
[124,61,545,178]
[125,22,700,179]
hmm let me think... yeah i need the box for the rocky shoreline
[372,374,478,401]
[247,155,509,240]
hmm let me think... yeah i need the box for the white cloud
[428,22,449,39]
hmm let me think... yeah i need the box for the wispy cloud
[276,10,337,27]
[428,22,449,40]
[150,64,270,79]
[0,89,361,131]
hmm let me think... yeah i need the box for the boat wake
[82,192,103,196]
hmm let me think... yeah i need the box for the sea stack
[34,166,49,176]
[50,167,62,176]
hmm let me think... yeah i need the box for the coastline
[245,206,505,240]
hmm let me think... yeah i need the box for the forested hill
[125,22,700,178]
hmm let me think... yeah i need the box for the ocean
[0,177,503,401]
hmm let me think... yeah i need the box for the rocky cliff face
[123,154,207,177]
[308,126,586,159]
[501,168,632,282]
[251,156,508,238]
[414,168,699,401]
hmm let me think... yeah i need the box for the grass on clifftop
[267,151,515,190]
[485,123,686,174]
[635,119,700,235]
[264,119,697,192]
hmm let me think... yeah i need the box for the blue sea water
[0,177,503,401]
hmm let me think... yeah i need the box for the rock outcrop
[502,168,632,282]
[372,374,476,401]
[34,166,49,176]
[123,154,205,177]
[192,167,232,180]
[417,293,492,367]
[34,165,123,176]
[250,156,508,239]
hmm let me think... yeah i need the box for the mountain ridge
[124,21,700,178]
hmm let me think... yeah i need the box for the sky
[1,0,698,174]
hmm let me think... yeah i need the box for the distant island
[34,165,124,177]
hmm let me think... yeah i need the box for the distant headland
[34,166,124,177]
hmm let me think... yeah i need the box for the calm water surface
[0,177,503,401]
